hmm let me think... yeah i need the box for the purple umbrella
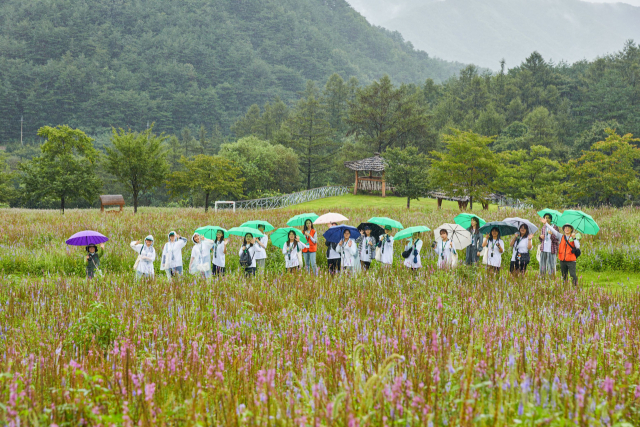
[66,230,109,246]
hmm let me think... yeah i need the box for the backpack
[239,246,254,267]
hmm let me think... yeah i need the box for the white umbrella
[503,217,538,235]
[314,212,349,225]
[434,223,472,250]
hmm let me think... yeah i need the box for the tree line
[1,44,640,211]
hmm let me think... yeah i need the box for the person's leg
[560,261,569,283]
[309,252,317,275]
[568,262,578,286]
[510,261,516,274]
[136,271,143,280]
[302,253,310,272]
[175,266,183,276]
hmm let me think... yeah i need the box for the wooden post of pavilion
[354,171,359,195]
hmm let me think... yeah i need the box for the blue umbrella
[323,225,360,243]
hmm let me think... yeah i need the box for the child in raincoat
[161,231,187,279]
[282,230,308,272]
[85,243,105,279]
[131,236,156,279]
[403,234,423,270]
[433,229,456,269]
[337,229,357,273]
[377,226,394,268]
[189,233,215,279]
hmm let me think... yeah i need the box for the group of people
[83,213,581,286]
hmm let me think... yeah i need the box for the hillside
[0,0,466,142]
[373,0,640,69]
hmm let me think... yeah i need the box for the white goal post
[214,201,236,213]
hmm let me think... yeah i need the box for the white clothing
[403,239,423,269]
[485,238,504,268]
[239,244,257,268]
[378,234,394,265]
[282,241,309,268]
[212,240,227,268]
[190,239,215,274]
[130,242,156,276]
[328,243,340,259]
[511,236,531,262]
[434,239,456,269]
[161,237,187,270]
[359,236,375,262]
[254,236,268,260]
[541,225,553,253]
[337,239,357,267]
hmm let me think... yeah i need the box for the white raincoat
[161,232,187,271]
[378,233,394,265]
[131,238,156,276]
[282,241,308,269]
[403,239,423,269]
[337,238,357,268]
[189,234,215,275]
[433,239,456,269]
[212,239,227,268]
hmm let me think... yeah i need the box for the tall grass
[0,206,639,425]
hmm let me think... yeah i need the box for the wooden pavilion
[344,153,389,197]
[100,195,125,213]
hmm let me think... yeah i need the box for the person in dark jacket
[466,217,483,265]
[85,243,105,279]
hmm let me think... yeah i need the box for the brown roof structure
[344,153,386,172]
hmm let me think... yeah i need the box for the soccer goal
[214,201,236,213]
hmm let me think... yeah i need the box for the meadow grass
[283,194,499,211]
[1,206,640,425]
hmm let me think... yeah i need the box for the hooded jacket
[131,236,156,275]
[161,232,187,270]
[189,234,215,274]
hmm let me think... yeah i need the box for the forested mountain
[354,0,640,70]
[0,0,465,142]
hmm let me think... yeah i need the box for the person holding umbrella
[282,230,309,272]
[466,217,483,265]
[85,243,105,279]
[254,224,269,276]
[403,233,423,271]
[131,236,156,279]
[509,225,533,275]
[239,233,257,277]
[538,213,560,277]
[325,222,341,274]
[378,226,395,268]
[161,231,188,280]
[212,230,228,276]
[302,219,318,275]
[432,229,456,269]
[337,228,357,273]
[189,233,216,279]
[482,228,504,274]
[541,217,580,286]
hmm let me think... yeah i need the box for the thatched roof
[344,153,386,172]
[100,195,125,206]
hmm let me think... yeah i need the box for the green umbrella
[270,227,309,249]
[394,226,431,241]
[194,226,229,240]
[453,213,486,229]
[557,210,600,235]
[240,220,275,232]
[228,226,265,238]
[537,209,562,225]
[368,217,404,230]
[287,213,319,227]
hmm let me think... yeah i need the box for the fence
[227,185,351,210]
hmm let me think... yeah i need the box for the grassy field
[1,206,640,425]
[284,194,498,211]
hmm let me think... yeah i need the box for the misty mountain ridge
[350,0,640,69]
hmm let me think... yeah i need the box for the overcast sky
[579,0,640,4]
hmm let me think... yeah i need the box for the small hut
[344,153,389,197]
[100,195,125,213]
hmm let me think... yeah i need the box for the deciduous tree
[385,146,430,209]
